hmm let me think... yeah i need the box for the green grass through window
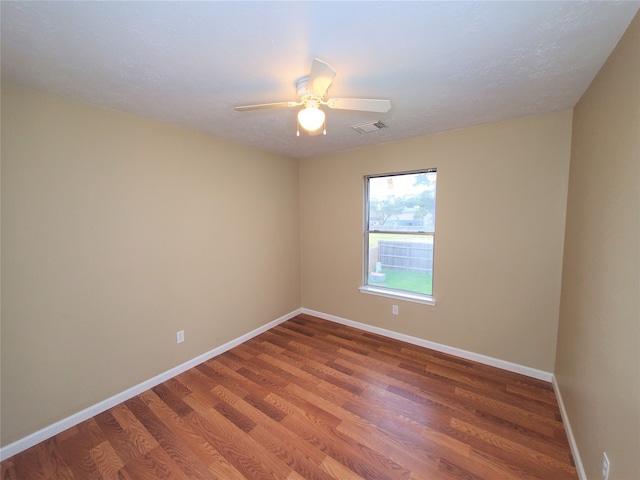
[374,269,432,295]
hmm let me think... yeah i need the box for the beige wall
[555,13,639,480]
[300,110,572,372]
[0,83,301,446]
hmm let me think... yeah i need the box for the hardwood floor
[1,314,577,479]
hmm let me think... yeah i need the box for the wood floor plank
[248,423,332,480]
[119,445,190,480]
[138,390,225,471]
[56,418,106,480]
[94,409,151,465]
[454,387,564,434]
[125,396,213,480]
[211,385,328,472]
[34,437,75,480]
[278,406,401,480]
[89,440,124,480]
[318,456,367,480]
[183,391,294,479]
[0,458,18,480]
[453,417,578,480]
[1,314,578,479]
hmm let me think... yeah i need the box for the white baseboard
[301,308,554,382]
[0,308,302,461]
[552,376,587,480]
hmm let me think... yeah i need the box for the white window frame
[359,169,437,306]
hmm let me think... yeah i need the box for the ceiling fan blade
[235,101,299,111]
[325,98,392,113]
[307,58,336,97]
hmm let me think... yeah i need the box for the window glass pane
[368,171,436,232]
[365,170,437,298]
[367,233,434,295]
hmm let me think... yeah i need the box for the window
[360,169,437,305]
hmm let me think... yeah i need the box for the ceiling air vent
[351,121,387,134]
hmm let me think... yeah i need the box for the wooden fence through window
[378,241,433,274]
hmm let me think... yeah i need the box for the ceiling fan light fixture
[298,105,325,132]
[235,59,391,137]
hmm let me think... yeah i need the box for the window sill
[358,285,436,306]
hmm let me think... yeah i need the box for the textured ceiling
[2,1,638,159]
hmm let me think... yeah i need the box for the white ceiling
[2,1,638,159]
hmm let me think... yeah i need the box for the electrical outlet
[392,305,399,315]
[602,452,610,480]
[177,330,185,344]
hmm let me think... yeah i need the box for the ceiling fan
[234,58,392,135]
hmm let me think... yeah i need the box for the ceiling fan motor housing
[295,75,311,98]
[296,76,324,108]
